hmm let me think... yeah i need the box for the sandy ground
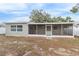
[0,35,79,56]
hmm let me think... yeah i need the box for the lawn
[0,35,79,56]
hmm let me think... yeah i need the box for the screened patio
[28,23,73,36]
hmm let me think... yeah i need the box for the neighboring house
[5,22,75,37]
[0,23,5,34]
[73,23,79,36]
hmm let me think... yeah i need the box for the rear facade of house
[5,22,74,37]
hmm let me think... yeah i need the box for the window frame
[17,25,23,32]
[10,25,23,32]
[11,25,17,32]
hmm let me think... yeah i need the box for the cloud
[0,3,45,12]
[69,15,79,21]
[44,3,79,21]
[46,3,76,16]
[34,3,45,8]
[0,3,45,17]
[6,16,30,22]
[0,3,78,22]
[0,3,46,23]
[0,3,28,11]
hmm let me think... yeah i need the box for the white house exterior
[0,27,5,34]
[0,23,5,34]
[5,22,28,36]
[5,22,75,37]
[73,22,79,36]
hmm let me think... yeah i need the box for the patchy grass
[0,35,79,56]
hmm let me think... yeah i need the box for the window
[17,25,23,31]
[11,25,16,31]
[11,25,23,32]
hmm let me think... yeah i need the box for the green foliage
[30,9,74,23]
[66,16,74,22]
[51,16,74,22]
[70,3,79,13]
[70,6,79,13]
[29,9,51,23]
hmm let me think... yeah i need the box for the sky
[0,3,79,23]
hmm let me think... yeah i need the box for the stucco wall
[5,23,28,36]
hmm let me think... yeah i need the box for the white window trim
[17,25,23,32]
[11,25,17,32]
[11,25,23,32]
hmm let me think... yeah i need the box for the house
[0,23,5,34]
[5,22,74,38]
[73,22,79,36]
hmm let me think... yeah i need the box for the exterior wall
[0,27,5,34]
[73,25,79,36]
[5,23,28,36]
[5,23,74,37]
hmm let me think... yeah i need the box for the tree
[70,6,79,13]
[70,4,79,13]
[56,16,66,22]
[65,16,73,22]
[51,16,73,22]
[29,9,51,23]
[30,9,73,23]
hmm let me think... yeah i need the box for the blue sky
[0,3,79,23]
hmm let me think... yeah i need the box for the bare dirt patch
[0,35,79,56]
